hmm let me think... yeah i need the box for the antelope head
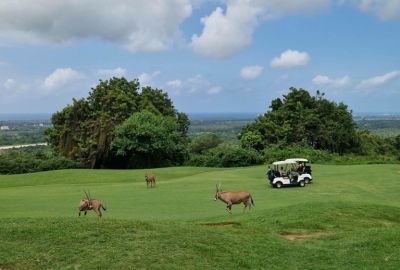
[214,183,223,201]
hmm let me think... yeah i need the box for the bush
[0,147,81,174]
[189,133,222,154]
[186,144,263,167]
[263,144,399,165]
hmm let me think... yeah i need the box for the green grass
[1,164,400,269]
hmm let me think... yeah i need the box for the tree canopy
[111,111,187,168]
[240,87,359,154]
[46,77,189,168]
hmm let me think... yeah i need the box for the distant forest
[1,114,400,146]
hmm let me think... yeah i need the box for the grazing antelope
[145,173,156,188]
[214,184,254,214]
[78,191,106,217]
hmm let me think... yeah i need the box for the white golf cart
[267,159,312,188]
[285,158,313,184]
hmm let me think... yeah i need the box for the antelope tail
[102,205,107,211]
[250,195,255,206]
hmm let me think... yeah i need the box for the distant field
[1,164,400,269]
[355,117,400,137]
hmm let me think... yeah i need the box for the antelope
[145,173,156,188]
[214,184,254,214]
[78,191,106,217]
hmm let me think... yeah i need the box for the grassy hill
[1,164,400,269]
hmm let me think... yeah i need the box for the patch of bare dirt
[280,231,326,241]
[201,222,241,228]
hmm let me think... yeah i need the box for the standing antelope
[145,173,156,188]
[214,184,254,214]
[78,191,106,217]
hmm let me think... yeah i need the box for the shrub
[0,147,81,174]
[186,144,263,167]
[263,144,399,165]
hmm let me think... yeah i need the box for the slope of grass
[1,164,400,269]
[1,203,400,269]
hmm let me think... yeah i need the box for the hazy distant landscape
[1,113,400,146]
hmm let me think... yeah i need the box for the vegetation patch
[279,231,328,241]
[201,221,241,227]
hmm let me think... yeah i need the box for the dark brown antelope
[145,173,156,188]
[214,184,254,214]
[78,191,106,217]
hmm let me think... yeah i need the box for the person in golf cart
[296,164,304,174]
[285,158,311,176]
[279,166,286,177]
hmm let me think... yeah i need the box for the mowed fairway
[1,164,400,269]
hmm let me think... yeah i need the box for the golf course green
[1,164,400,269]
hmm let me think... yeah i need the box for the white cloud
[240,65,264,80]
[3,78,16,90]
[312,75,351,88]
[208,86,222,95]
[97,67,127,78]
[0,0,192,52]
[138,71,160,86]
[271,49,310,68]
[172,74,221,95]
[342,0,400,20]
[1,78,30,94]
[166,80,182,88]
[186,74,210,93]
[191,0,329,58]
[357,70,400,89]
[43,68,85,90]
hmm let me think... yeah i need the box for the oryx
[214,184,254,214]
[78,191,106,217]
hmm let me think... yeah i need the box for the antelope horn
[88,190,92,201]
[84,190,89,200]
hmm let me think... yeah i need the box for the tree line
[1,81,399,174]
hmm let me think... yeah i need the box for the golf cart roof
[272,160,297,165]
[285,158,309,163]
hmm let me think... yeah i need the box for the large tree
[240,88,359,154]
[110,111,187,168]
[46,77,189,168]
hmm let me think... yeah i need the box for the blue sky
[0,0,399,114]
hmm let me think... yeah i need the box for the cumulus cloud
[0,0,192,52]
[166,80,182,88]
[169,74,220,95]
[342,0,400,20]
[186,74,209,93]
[240,65,264,80]
[1,78,30,94]
[312,75,351,88]
[3,78,16,90]
[208,86,222,95]
[270,49,310,68]
[138,71,160,86]
[42,68,85,90]
[191,0,329,58]
[97,67,127,78]
[357,70,400,89]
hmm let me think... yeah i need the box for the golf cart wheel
[304,177,310,184]
[275,182,282,188]
[299,180,305,187]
